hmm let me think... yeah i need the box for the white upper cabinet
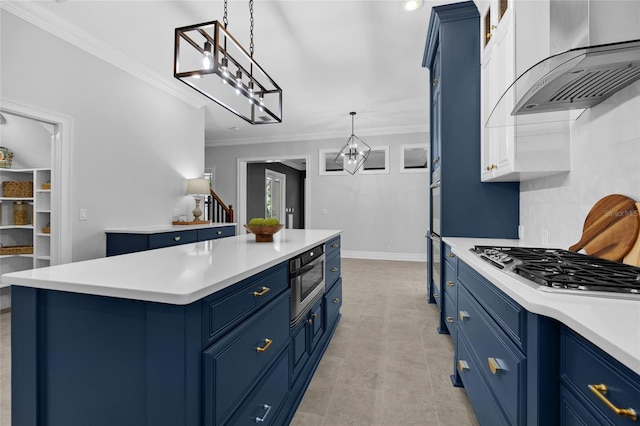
[477,0,571,182]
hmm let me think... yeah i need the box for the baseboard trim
[341,250,426,262]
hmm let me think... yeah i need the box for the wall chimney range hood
[486,0,640,129]
[487,39,640,128]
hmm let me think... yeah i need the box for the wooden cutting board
[623,202,640,267]
[568,194,640,261]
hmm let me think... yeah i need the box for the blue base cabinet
[106,225,236,256]
[560,327,640,426]
[11,238,342,426]
[455,260,559,425]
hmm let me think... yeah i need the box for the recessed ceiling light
[404,0,424,11]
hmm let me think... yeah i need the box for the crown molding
[206,124,428,147]
[1,2,207,109]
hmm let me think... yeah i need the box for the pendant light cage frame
[174,20,282,125]
[334,112,371,175]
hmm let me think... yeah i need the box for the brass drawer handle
[331,267,338,272]
[446,316,454,323]
[216,230,222,235]
[256,338,273,353]
[433,294,439,299]
[331,243,339,248]
[446,280,454,287]
[253,286,270,297]
[458,360,469,371]
[488,357,503,375]
[459,311,469,321]
[312,313,318,318]
[174,236,181,242]
[447,253,455,258]
[589,384,638,421]
[307,319,313,324]
[433,77,438,87]
[333,298,340,304]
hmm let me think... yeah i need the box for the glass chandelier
[334,112,371,175]
[173,0,282,124]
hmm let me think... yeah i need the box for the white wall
[0,112,52,168]
[206,132,429,261]
[1,11,205,261]
[520,81,640,248]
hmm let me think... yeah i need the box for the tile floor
[0,259,478,426]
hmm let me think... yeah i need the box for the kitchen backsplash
[520,82,640,249]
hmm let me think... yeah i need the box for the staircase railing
[206,188,234,223]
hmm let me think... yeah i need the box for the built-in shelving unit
[0,168,52,272]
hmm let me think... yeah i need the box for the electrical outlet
[542,228,549,246]
[79,209,88,221]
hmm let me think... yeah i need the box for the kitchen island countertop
[104,222,235,233]
[444,237,640,376]
[1,229,340,305]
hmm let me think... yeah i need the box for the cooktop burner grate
[472,246,640,294]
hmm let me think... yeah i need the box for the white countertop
[1,229,340,305]
[444,237,640,376]
[104,222,235,234]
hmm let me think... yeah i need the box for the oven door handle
[290,254,325,279]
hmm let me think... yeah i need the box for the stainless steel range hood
[486,0,640,128]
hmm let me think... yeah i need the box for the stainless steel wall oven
[290,244,325,327]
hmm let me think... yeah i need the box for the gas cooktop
[471,246,640,299]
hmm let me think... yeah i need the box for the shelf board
[35,255,51,260]
[35,210,51,213]
[0,197,34,202]
[36,189,51,193]
[36,233,51,237]
[0,254,35,259]
[0,225,34,230]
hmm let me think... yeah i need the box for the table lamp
[186,178,210,222]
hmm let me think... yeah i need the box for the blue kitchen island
[2,229,342,426]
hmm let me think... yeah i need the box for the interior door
[265,169,286,224]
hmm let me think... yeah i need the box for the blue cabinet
[423,1,519,329]
[105,225,236,256]
[455,259,559,425]
[560,327,640,425]
[11,238,343,426]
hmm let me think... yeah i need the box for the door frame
[0,98,72,265]
[237,155,310,230]
[264,168,286,223]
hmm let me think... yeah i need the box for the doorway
[238,155,310,230]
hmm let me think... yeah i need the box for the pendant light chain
[223,0,228,28]
[249,0,254,57]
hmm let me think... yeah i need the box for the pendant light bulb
[220,57,229,84]
[247,81,255,103]
[202,41,213,69]
[235,70,243,95]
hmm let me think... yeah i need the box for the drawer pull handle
[256,338,273,353]
[433,294,439,299]
[255,404,272,423]
[447,253,455,258]
[312,313,318,319]
[253,286,270,297]
[307,319,313,324]
[446,280,454,287]
[331,243,339,248]
[588,384,638,421]
[174,236,181,242]
[331,267,339,272]
[216,231,222,235]
[488,357,503,375]
[458,360,469,371]
[459,311,469,321]
[333,297,340,304]
[446,316,454,323]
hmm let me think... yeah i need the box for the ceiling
[3,1,458,146]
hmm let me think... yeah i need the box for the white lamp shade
[186,178,210,196]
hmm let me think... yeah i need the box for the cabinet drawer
[457,285,525,426]
[310,299,324,351]
[227,350,289,426]
[560,385,609,426]
[560,328,640,426]
[325,236,341,259]
[442,292,456,341]
[202,262,288,346]
[443,242,456,267]
[457,334,510,426]
[197,226,235,241]
[325,278,342,332]
[149,230,197,249]
[458,261,525,348]
[443,259,456,304]
[325,254,341,289]
[202,293,290,426]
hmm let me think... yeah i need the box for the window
[319,149,348,175]
[360,146,389,174]
[400,144,429,173]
